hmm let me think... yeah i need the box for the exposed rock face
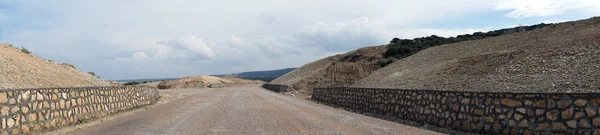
[0,43,111,89]
[268,45,387,95]
[157,76,264,89]
[353,17,600,93]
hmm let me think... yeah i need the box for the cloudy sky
[0,0,598,80]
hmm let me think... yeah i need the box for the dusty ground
[50,84,442,135]
[353,17,600,93]
[0,43,110,89]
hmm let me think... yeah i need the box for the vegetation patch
[383,23,552,65]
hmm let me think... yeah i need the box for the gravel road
[64,84,441,135]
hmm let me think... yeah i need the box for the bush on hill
[20,46,31,54]
[123,81,141,85]
[383,23,552,65]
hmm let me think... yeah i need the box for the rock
[519,120,529,127]
[557,100,572,108]
[1,106,9,116]
[567,120,577,128]
[534,100,546,108]
[537,122,550,130]
[548,100,556,108]
[562,108,574,119]
[28,114,37,121]
[502,99,522,107]
[575,99,588,107]
[461,98,470,104]
[551,123,566,132]
[593,118,600,126]
[547,109,559,121]
[590,99,600,105]
[588,107,598,116]
[580,119,591,128]
[473,109,484,115]
[514,114,523,121]
[0,93,7,103]
[517,108,526,113]
[7,118,14,128]
[536,109,545,115]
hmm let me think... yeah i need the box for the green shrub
[20,46,31,54]
[377,57,397,67]
[123,81,141,85]
[384,23,552,60]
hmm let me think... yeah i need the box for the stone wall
[262,84,293,92]
[313,87,600,134]
[0,86,159,134]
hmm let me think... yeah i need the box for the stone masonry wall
[313,87,600,134]
[0,86,159,134]
[262,84,293,93]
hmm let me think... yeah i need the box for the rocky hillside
[353,17,600,93]
[0,43,110,89]
[268,45,387,94]
[157,76,264,89]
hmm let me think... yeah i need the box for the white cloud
[117,36,216,62]
[115,52,150,61]
[495,0,600,18]
[298,17,388,50]
[157,36,216,60]
[1,0,596,79]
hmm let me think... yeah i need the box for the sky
[0,0,598,80]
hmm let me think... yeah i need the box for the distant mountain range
[213,68,296,82]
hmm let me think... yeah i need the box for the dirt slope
[157,76,264,89]
[0,43,110,89]
[269,45,387,94]
[353,17,600,93]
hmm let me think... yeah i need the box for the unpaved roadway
[64,84,441,135]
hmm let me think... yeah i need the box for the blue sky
[0,0,599,80]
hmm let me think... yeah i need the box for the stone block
[575,99,588,107]
[502,99,522,107]
[551,123,566,132]
[567,120,577,128]
[562,108,574,119]
[547,109,560,121]
[558,100,572,108]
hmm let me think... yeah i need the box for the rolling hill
[353,17,600,92]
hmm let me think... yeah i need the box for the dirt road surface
[63,84,441,135]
